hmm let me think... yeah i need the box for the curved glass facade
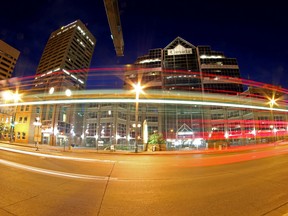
[13,88,284,151]
[79,90,288,151]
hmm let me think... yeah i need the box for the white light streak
[1,98,287,113]
[0,159,116,181]
[0,146,115,163]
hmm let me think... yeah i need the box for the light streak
[0,146,115,163]
[0,159,117,181]
[1,98,287,113]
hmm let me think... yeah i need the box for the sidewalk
[1,140,288,156]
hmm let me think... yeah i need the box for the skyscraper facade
[125,36,243,94]
[83,37,244,150]
[29,20,96,146]
[0,40,20,81]
[0,41,20,143]
[34,20,96,92]
[82,37,287,150]
[121,37,244,149]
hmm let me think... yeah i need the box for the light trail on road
[174,146,288,167]
[0,159,117,181]
[0,146,115,163]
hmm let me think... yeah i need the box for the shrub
[148,132,165,145]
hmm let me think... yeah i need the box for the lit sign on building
[167,44,192,56]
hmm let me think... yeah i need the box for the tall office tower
[34,20,96,92]
[30,20,96,146]
[124,37,243,94]
[0,41,20,143]
[0,40,20,80]
[122,37,244,147]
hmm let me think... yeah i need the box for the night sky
[1,0,288,89]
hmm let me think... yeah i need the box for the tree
[146,132,166,151]
[0,122,8,140]
[148,132,165,145]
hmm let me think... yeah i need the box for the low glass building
[80,88,288,151]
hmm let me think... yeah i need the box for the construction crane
[103,0,124,56]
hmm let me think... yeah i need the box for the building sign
[167,44,192,56]
[176,123,193,137]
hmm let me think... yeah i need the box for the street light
[132,82,144,153]
[268,97,277,142]
[33,117,42,151]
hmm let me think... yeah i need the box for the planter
[159,143,166,151]
[147,144,159,151]
[147,143,166,151]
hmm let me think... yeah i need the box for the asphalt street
[1,142,288,216]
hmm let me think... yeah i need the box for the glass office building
[81,37,287,151]
[30,20,96,146]
[10,36,284,150]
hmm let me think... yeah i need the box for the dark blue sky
[1,0,288,89]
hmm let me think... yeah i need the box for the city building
[0,40,20,81]
[0,90,26,143]
[82,37,247,150]
[8,33,284,150]
[123,36,244,148]
[80,87,288,151]
[34,19,96,91]
[0,41,21,143]
[28,20,96,146]
[83,98,161,150]
[124,37,243,93]
[240,86,287,144]
[0,107,12,140]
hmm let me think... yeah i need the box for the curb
[1,141,288,156]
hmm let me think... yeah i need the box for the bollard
[110,144,115,152]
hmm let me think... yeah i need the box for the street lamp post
[33,117,42,151]
[269,98,276,142]
[133,82,143,153]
